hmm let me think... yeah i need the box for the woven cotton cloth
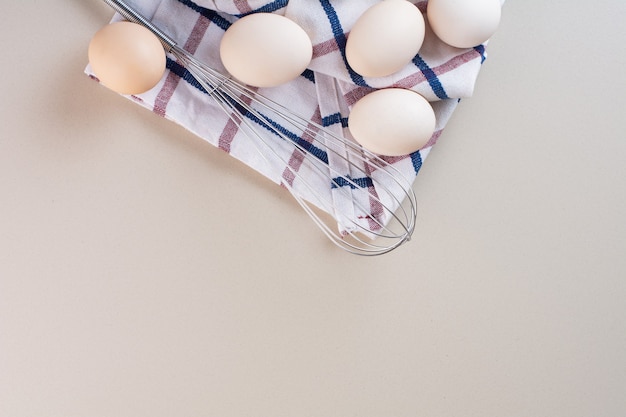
[86,0,503,234]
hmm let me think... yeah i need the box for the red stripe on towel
[234,0,253,14]
[153,15,210,116]
[282,107,323,186]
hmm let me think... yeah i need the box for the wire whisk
[101,0,418,255]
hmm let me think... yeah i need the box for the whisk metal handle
[101,0,178,52]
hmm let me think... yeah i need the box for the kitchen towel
[86,0,504,235]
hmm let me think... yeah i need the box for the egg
[346,0,425,78]
[348,88,435,156]
[220,13,313,88]
[427,0,501,48]
[88,21,166,95]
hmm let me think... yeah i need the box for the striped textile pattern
[86,0,503,235]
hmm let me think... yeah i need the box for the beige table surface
[1,1,625,416]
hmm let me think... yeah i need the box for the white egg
[427,0,501,48]
[346,0,425,78]
[219,13,313,88]
[348,88,435,156]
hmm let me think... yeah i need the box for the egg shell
[88,21,166,95]
[346,0,425,78]
[220,13,313,88]
[427,0,501,48]
[348,88,435,157]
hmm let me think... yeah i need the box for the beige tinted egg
[220,13,313,88]
[346,0,425,78]
[348,88,435,156]
[427,0,501,48]
[88,21,166,95]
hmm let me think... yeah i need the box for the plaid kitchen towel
[86,0,504,235]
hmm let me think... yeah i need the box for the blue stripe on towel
[410,150,422,175]
[167,57,206,92]
[412,54,449,100]
[322,112,348,128]
[474,45,486,63]
[235,0,289,16]
[177,0,288,20]
[319,0,370,87]
[331,175,373,189]
[301,69,316,83]
[176,0,231,31]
